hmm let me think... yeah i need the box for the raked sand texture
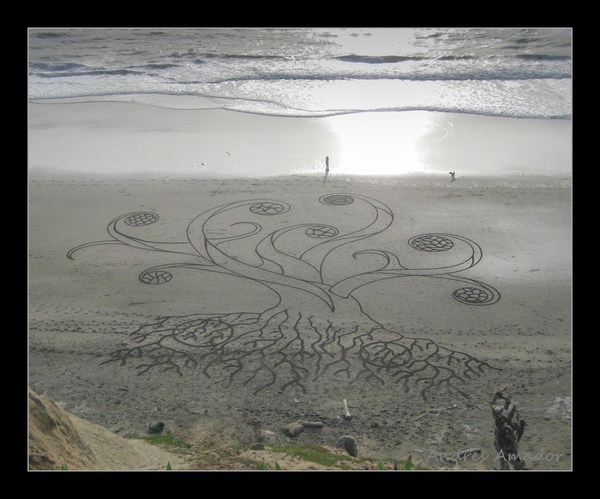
[29,168,571,469]
[29,27,571,471]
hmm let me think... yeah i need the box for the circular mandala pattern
[124,212,159,226]
[305,225,339,238]
[140,270,173,285]
[409,234,454,252]
[249,202,287,215]
[320,194,355,206]
[452,287,490,304]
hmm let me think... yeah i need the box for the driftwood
[297,420,324,428]
[491,389,526,470]
[343,399,352,420]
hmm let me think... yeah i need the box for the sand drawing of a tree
[68,193,500,399]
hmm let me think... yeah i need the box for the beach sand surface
[28,100,571,177]
[28,102,571,470]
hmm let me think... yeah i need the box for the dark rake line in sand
[72,193,500,400]
[101,309,496,397]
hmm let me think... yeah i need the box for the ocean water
[29,27,571,119]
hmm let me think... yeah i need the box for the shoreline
[28,170,572,192]
[28,100,571,179]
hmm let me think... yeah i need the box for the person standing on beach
[325,156,330,174]
[449,171,455,182]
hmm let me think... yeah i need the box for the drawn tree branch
[68,193,500,399]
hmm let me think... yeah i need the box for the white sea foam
[28,28,572,178]
[29,27,572,119]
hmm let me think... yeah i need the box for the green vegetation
[242,444,424,471]
[166,461,172,470]
[127,437,423,471]
[401,456,416,470]
[276,444,346,467]
[60,462,69,470]
[137,432,192,449]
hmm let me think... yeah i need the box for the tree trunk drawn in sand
[68,193,500,399]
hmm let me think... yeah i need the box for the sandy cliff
[28,387,182,471]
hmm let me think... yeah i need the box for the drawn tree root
[70,193,500,400]
[101,298,494,399]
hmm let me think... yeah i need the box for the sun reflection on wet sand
[326,110,571,177]
[328,111,433,175]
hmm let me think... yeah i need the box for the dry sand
[29,387,184,470]
[28,100,571,470]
